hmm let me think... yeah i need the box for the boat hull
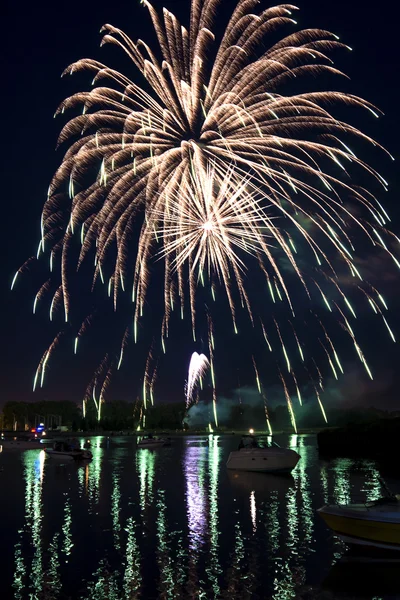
[45,449,92,461]
[138,441,166,448]
[318,505,400,550]
[226,448,300,473]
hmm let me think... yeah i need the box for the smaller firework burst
[186,352,210,407]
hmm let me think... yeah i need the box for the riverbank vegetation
[2,399,399,434]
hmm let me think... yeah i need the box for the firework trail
[11,257,35,290]
[117,326,130,369]
[84,354,110,421]
[186,352,210,407]
[260,319,273,352]
[311,357,325,391]
[314,386,328,424]
[49,286,63,322]
[33,331,65,391]
[369,284,388,311]
[33,280,51,314]
[143,343,155,410]
[150,360,158,406]
[15,0,397,427]
[291,370,302,407]
[279,370,297,434]
[252,356,272,433]
[207,315,219,427]
[302,364,328,424]
[289,320,304,362]
[74,314,93,354]
[333,301,374,379]
[274,320,291,374]
[83,380,92,418]
[358,287,395,342]
[314,316,344,374]
[262,393,273,436]
[99,364,113,421]
[318,339,338,380]
[252,356,262,394]
[94,355,110,421]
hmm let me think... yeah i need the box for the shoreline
[2,428,323,437]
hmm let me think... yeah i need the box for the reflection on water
[272,436,315,599]
[137,448,156,514]
[320,463,329,504]
[332,458,353,504]
[48,533,61,599]
[0,435,395,600]
[184,442,207,552]
[265,490,279,555]
[111,470,121,551]
[361,460,383,502]
[225,516,245,597]
[77,463,85,497]
[156,489,187,599]
[124,517,141,600]
[85,560,120,600]
[297,437,314,551]
[62,497,73,559]
[87,439,104,506]
[13,541,24,600]
[156,490,174,598]
[207,434,222,597]
[250,490,256,533]
[273,480,299,599]
[23,450,45,598]
[184,440,207,597]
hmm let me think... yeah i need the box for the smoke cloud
[185,365,395,429]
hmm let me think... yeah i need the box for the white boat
[0,436,44,450]
[137,435,168,448]
[226,436,300,474]
[45,441,92,461]
[45,449,92,461]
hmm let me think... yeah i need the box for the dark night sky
[1,0,400,412]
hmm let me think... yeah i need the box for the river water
[1,434,400,600]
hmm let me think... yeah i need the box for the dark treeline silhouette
[2,400,81,430]
[146,402,187,430]
[2,399,397,432]
[1,399,187,431]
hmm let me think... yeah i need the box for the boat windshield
[238,436,280,450]
[255,438,281,449]
[54,441,73,452]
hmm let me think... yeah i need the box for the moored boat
[318,495,400,551]
[45,441,92,461]
[226,435,300,474]
[137,434,168,448]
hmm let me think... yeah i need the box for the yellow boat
[318,496,400,551]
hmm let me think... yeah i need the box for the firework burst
[16,0,396,428]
